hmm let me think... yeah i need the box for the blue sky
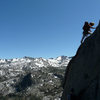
[0,0,100,59]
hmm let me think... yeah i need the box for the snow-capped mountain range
[0,56,70,70]
[0,56,71,99]
[0,56,70,77]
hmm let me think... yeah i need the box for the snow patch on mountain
[48,56,70,67]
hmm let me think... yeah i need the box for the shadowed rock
[15,73,33,92]
[62,21,100,100]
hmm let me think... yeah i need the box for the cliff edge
[62,21,100,100]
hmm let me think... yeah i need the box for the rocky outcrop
[62,21,100,100]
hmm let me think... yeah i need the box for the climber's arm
[91,26,96,29]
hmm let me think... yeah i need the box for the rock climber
[81,21,95,43]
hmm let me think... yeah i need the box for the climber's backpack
[82,22,90,31]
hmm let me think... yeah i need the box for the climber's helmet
[90,22,95,26]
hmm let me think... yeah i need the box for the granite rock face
[62,22,100,100]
